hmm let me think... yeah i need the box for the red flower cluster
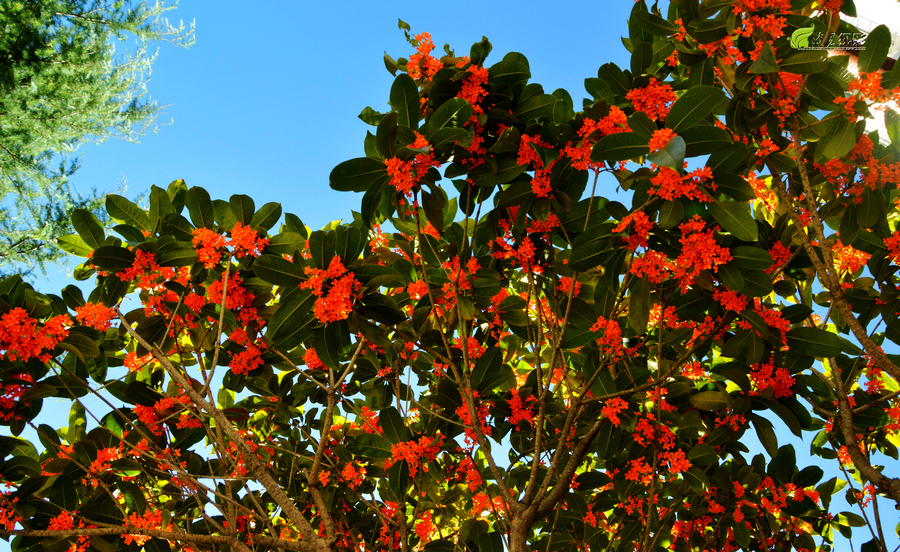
[0,308,70,362]
[385,132,439,196]
[626,79,677,121]
[75,302,117,331]
[192,223,268,268]
[301,256,361,324]
[386,434,442,477]
[407,32,442,81]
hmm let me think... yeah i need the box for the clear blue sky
[14,2,899,550]
[64,0,633,256]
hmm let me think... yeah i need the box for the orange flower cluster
[384,132,439,196]
[749,359,794,398]
[415,510,435,543]
[612,210,652,250]
[832,240,871,275]
[192,223,268,268]
[590,316,623,360]
[885,231,900,265]
[228,327,265,375]
[301,256,361,323]
[340,462,366,489]
[456,393,492,449]
[303,347,325,370]
[0,373,32,421]
[458,65,489,113]
[648,128,676,153]
[562,106,630,171]
[407,32,442,81]
[507,390,535,428]
[124,509,162,545]
[673,216,732,290]
[385,434,442,477]
[600,397,628,427]
[517,134,556,197]
[353,405,382,434]
[75,302,117,331]
[626,79,677,121]
[0,308,70,362]
[133,393,196,436]
[648,166,713,202]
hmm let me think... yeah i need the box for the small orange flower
[648,128,676,153]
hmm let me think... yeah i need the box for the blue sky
[12,1,899,549]
[56,0,634,293]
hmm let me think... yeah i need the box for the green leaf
[155,248,198,268]
[424,98,474,138]
[688,18,728,43]
[780,50,829,74]
[266,290,315,348]
[819,115,857,160]
[730,245,773,270]
[229,194,255,225]
[665,86,725,133]
[786,327,843,357]
[568,223,613,272]
[647,135,685,169]
[632,11,678,35]
[57,234,93,257]
[71,209,105,249]
[253,255,305,287]
[679,125,733,156]
[749,413,779,456]
[91,246,136,271]
[513,94,558,123]
[690,390,730,411]
[250,202,282,231]
[709,199,758,241]
[149,185,174,233]
[106,195,150,233]
[348,434,392,459]
[330,157,388,193]
[185,187,216,230]
[858,25,892,73]
[266,232,307,256]
[590,132,649,162]
[357,293,406,325]
[359,106,387,126]
[749,42,779,74]
[628,276,650,333]
[488,58,530,85]
[390,73,420,130]
[379,407,408,444]
[687,444,718,465]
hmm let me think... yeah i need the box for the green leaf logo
[791,25,815,49]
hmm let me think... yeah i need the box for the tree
[0,0,193,274]
[2,2,900,552]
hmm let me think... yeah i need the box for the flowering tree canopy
[2,2,900,552]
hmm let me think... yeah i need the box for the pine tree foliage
[0,0,193,274]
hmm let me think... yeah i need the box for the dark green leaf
[786,327,843,357]
[709,200,758,241]
[185,187,216,230]
[858,25,892,73]
[71,209,105,249]
[90,246,135,271]
[590,132,649,162]
[106,195,150,233]
[253,255,305,287]
[330,157,388,193]
[665,86,725,133]
[390,73,420,130]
